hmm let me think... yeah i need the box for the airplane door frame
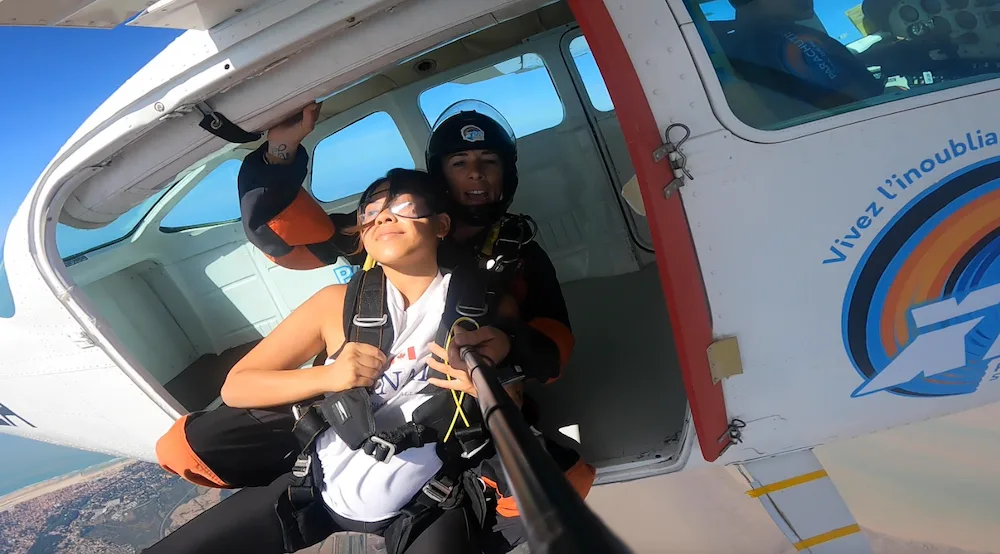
[558,28,656,256]
[567,0,733,462]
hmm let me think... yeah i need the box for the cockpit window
[684,0,1000,130]
[57,188,169,259]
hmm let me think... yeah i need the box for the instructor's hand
[327,342,386,391]
[448,326,511,369]
[425,326,512,398]
[266,103,320,164]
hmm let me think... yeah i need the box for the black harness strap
[349,266,391,350]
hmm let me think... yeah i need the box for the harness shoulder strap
[344,265,394,354]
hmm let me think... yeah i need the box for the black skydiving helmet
[425,100,518,227]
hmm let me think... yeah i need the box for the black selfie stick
[460,346,633,554]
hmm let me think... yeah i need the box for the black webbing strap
[196,102,263,144]
[349,266,390,349]
[451,263,492,321]
[363,422,438,461]
[385,456,494,553]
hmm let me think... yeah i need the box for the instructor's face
[442,150,503,207]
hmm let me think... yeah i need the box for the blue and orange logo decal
[844,157,1000,398]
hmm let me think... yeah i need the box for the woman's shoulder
[313,283,349,307]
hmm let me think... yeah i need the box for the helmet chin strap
[450,197,509,228]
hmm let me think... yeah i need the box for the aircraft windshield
[57,188,169,259]
[685,0,1000,129]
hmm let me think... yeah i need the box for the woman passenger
[142,169,514,554]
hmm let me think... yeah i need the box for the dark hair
[344,168,447,256]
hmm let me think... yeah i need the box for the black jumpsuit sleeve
[496,241,575,383]
[237,142,364,269]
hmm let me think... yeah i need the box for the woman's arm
[220,285,347,408]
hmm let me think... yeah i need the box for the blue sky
[0,23,181,484]
[0,25,182,248]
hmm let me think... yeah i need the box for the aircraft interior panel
[80,266,198,386]
[62,1,692,474]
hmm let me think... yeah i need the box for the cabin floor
[164,341,260,412]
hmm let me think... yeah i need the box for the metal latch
[718,418,746,456]
[653,123,693,198]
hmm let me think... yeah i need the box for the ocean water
[0,433,113,497]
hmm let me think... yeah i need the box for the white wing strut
[0,0,269,30]
[738,450,873,553]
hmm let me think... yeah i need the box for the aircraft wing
[0,0,269,30]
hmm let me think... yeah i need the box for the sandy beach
[0,458,135,513]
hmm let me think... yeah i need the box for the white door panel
[155,230,278,354]
[82,268,196,385]
[253,254,359,318]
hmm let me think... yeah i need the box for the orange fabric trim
[268,246,325,270]
[565,459,597,500]
[266,188,336,246]
[480,459,596,519]
[529,317,575,376]
[480,476,521,518]
[155,415,230,489]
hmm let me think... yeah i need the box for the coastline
[0,458,135,513]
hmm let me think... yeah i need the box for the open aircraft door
[567,0,736,463]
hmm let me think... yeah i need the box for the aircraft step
[738,449,872,554]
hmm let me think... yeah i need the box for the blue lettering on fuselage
[334,265,360,284]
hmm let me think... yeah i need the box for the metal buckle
[422,478,453,504]
[368,436,397,463]
[292,455,312,478]
[353,314,388,328]
[456,304,488,318]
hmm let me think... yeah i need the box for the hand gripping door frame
[566,0,732,461]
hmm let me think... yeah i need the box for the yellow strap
[442,317,479,443]
[746,470,828,498]
[480,221,503,258]
[362,254,376,272]
[793,524,861,551]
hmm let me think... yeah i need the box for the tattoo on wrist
[269,143,290,160]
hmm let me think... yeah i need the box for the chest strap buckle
[422,478,454,504]
[364,436,397,463]
[353,314,389,327]
[292,454,312,478]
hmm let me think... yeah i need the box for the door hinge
[653,123,693,198]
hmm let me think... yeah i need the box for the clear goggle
[358,193,435,226]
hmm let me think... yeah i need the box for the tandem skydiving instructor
[153,99,594,552]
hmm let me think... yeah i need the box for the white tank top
[315,271,451,522]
